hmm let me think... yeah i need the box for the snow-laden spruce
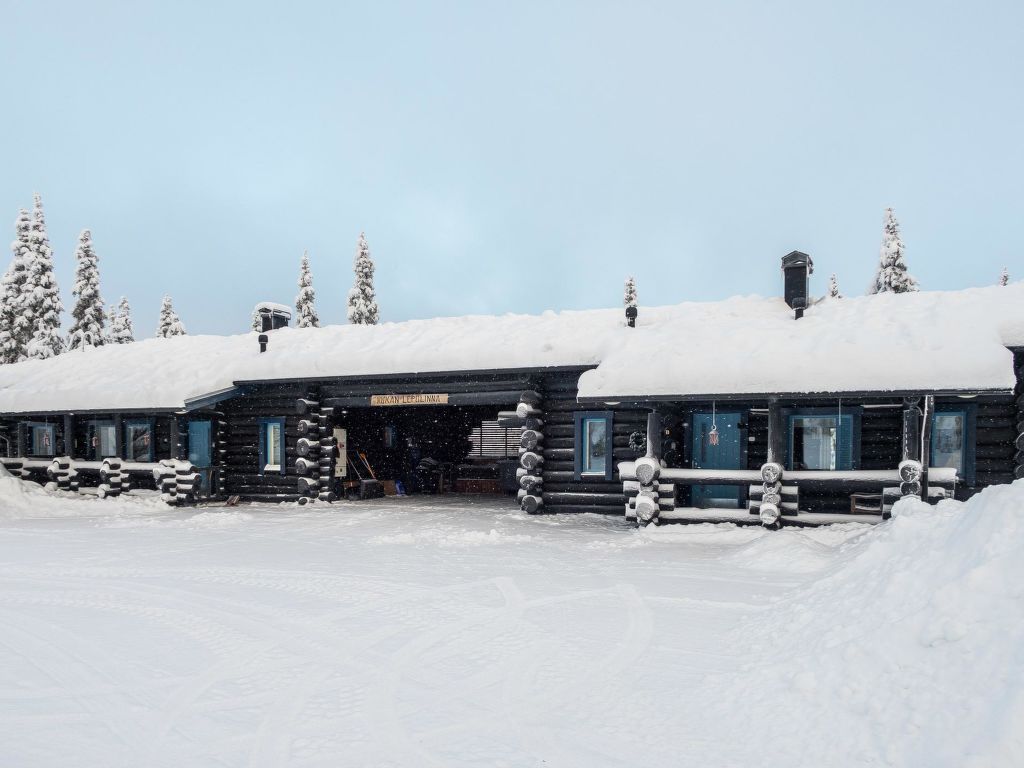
[1000,267,1009,286]
[110,296,134,343]
[156,295,187,338]
[295,250,319,328]
[828,273,841,298]
[25,195,64,360]
[624,276,637,308]
[871,207,918,294]
[347,232,379,325]
[66,229,106,350]
[0,208,34,363]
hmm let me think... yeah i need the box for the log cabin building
[1,255,1022,527]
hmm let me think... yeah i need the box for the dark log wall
[662,395,1018,514]
[222,383,306,502]
[538,372,648,514]
[975,393,1018,491]
[223,372,535,502]
[1016,348,1024,483]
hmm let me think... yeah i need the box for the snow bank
[579,284,1024,398]
[0,462,161,520]
[707,480,1024,766]
[0,462,57,518]
[0,284,1020,413]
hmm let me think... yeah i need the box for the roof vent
[781,251,814,319]
[253,302,292,333]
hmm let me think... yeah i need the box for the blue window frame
[25,422,56,457]
[574,411,614,481]
[930,404,976,485]
[259,417,286,475]
[124,419,155,462]
[86,420,118,460]
[786,408,861,471]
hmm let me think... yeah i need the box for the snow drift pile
[0,462,75,520]
[703,481,1024,766]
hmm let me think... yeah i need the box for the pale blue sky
[1,1,1021,335]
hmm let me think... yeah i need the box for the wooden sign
[370,393,449,407]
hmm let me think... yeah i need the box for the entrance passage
[691,411,742,508]
[332,403,520,500]
[188,420,214,496]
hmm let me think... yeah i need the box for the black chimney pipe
[781,251,813,319]
[258,333,269,353]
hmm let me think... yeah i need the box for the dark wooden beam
[920,395,933,499]
[646,410,661,459]
[766,398,784,465]
[63,414,74,457]
[901,397,921,462]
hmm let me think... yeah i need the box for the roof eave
[575,386,1014,406]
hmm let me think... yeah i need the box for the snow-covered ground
[1,473,1022,767]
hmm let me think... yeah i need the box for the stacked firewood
[757,462,783,526]
[153,459,200,505]
[46,457,73,492]
[630,456,662,526]
[98,458,123,498]
[296,390,336,504]
[1016,355,1024,480]
[898,459,923,497]
[499,390,544,514]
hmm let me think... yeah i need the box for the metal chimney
[781,251,813,319]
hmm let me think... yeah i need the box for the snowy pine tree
[871,208,918,294]
[828,273,842,298]
[111,296,135,343]
[0,208,34,363]
[624,276,637,309]
[156,295,187,337]
[295,250,319,328]
[105,305,117,343]
[1000,267,1009,286]
[24,195,64,359]
[347,233,379,325]
[66,229,106,350]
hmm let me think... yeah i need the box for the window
[787,410,859,471]
[259,418,286,475]
[124,420,154,462]
[87,420,117,460]
[27,423,56,457]
[468,419,522,458]
[574,411,614,480]
[931,406,975,484]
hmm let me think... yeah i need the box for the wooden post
[63,414,74,456]
[766,399,784,466]
[901,398,922,462]
[15,422,24,458]
[174,415,187,460]
[113,414,124,458]
[646,410,660,459]
[920,395,933,500]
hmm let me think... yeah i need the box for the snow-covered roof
[253,301,292,316]
[578,285,1024,400]
[0,285,1020,414]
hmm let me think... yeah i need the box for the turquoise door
[691,412,742,508]
[188,420,213,495]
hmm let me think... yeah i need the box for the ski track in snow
[1,491,1020,767]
